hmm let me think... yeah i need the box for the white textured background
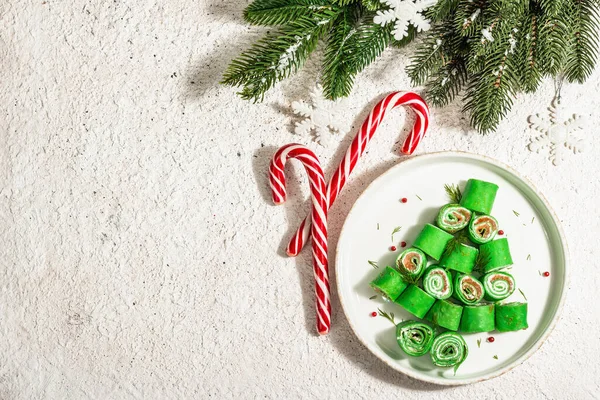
[1,1,599,398]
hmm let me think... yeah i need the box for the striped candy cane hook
[269,144,331,335]
[286,91,430,257]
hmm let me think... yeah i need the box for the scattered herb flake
[391,226,402,242]
[519,288,527,300]
[493,355,498,360]
[369,295,377,300]
[377,308,396,325]
[416,194,422,201]
[527,254,531,261]
[513,210,520,217]
[477,339,481,348]
[531,216,535,224]
[368,260,379,269]
[538,270,542,276]
[377,223,380,230]
[444,183,462,204]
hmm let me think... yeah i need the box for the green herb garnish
[531,216,535,224]
[513,210,520,217]
[493,355,498,360]
[377,308,396,325]
[369,295,377,300]
[444,183,462,204]
[416,194,422,201]
[477,339,481,348]
[377,223,380,230]
[519,288,527,300]
[473,251,491,274]
[527,254,531,261]
[391,226,402,242]
[368,260,379,269]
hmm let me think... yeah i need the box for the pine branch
[564,0,599,83]
[322,9,359,99]
[244,0,333,26]
[344,14,394,74]
[222,11,341,101]
[463,27,522,133]
[540,0,565,17]
[426,0,460,22]
[407,25,447,84]
[519,11,542,92]
[425,58,468,106]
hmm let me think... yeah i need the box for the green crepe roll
[482,271,515,301]
[496,302,528,331]
[395,320,435,357]
[422,266,453,300]
[460,179,499,214]
[460,304,495,332]
[395,285,436,319]
[413,224,454,260]
[370,266,409,301]
[480,238,513,273]
[425,299,463,331]
[439,243,478,274]
[436,204,472,234]
[453,274,485,305]
[468,214,499,245]
[395,248,427,283]
[430,332,468,367]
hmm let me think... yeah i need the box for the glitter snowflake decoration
[528,97,586,165]
[291,84,348,146]
[373,0,437,41]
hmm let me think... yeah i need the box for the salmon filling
[402,252,422,271]
[473,216,498,238]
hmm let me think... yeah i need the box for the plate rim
[334,150,569,386]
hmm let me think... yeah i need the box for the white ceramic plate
[336,152,568,385]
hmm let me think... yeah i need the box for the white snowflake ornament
[373,0,437,41]
[528,97,586,166]
[291,84,348,146]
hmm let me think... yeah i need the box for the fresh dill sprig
[377,308,396,325]
[493,355,498,360]
[391,226,402,243]
[444,183,462,204]
[513,210,520,217]
[531,217,535,224]
[416,194,422,201]
[369,295,377,300]
[473,251,491,274]
[368,260,379,269]
[527,254,531,261]
[477,339,481,348]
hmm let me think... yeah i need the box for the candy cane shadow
[251,145,319,334]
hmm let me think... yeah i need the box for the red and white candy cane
[286,91,429,257]
[269,143,331,335]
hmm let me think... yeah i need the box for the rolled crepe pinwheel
[395,248,427,283]
[439,243,478,274]
[453,274,485,305]
[460,304,495,332]
[369,266,409,301]
[413,224,454,260]
[480,238,513,273]
[436,204,472,234]
[422,266,453,300]
[460,179,499,214]
[395,284,436,319]
[468,214,499,245]
[496,302,528,331]
[425,299,463,331]
[430,332,468,368]
[395,320,435,357]
[482,271,515,301]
